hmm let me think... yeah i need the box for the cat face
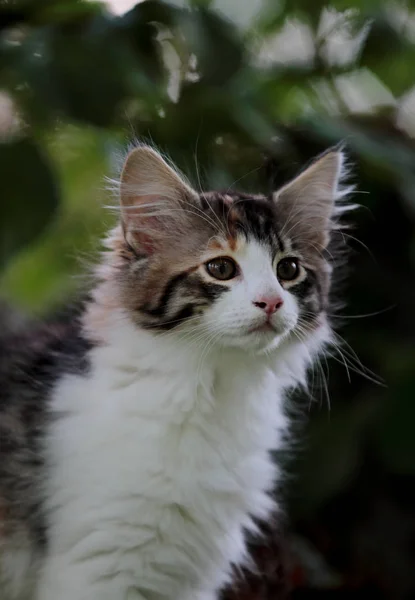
[106,146,351,353]
[195,229,312,352]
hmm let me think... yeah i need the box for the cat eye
[205,257,237,281]
[277,257,300,282]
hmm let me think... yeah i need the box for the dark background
[1,0,415,597]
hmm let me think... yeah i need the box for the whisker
[326,305,396,320]
[194,121,203,194]
[291,325,330,411]
[225,165,263,194]
[338,231,377,264]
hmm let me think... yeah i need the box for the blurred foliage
[1,0,415,597]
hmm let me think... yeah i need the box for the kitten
[0,145,353,600]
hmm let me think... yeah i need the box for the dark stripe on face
[142,271,230,330]
[269,202,285,253]
[293,268,324,314]
[236,200,272,240]
[293,269,315,301]
[143,272,188,317]
[157,304,195,330]
[274,230,285,254]
[199,192,287,255]
[305,267,324,305]
[198,280,230,302]
[228,197,284,255]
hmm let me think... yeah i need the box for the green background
[1,0,415,596]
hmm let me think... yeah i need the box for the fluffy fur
[0,145,353,600]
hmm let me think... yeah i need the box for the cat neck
[82,305,327,399]
[86,307,262,376]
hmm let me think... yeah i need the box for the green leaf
[302,115,415,183]
[180,8,244,85]
[16,17,130,126]
[0,0,102,29]
[359,16,415,96]
[119,1,171,84]
[122,0,179,27]
[0,138,59,268]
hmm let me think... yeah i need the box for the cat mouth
[247,322,277,334]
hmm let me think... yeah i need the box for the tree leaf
[180,8,244,85]
[360,16,415,96]
[0,138,59,268]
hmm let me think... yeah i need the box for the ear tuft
[120,146,195,205]
[119,146,198,254]
[273,148,354,250]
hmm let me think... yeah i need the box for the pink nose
[253,295,284,316]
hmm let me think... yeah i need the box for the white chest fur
[38,323,307,600]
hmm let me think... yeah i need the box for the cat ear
[273,149,347,250]
[120,146,198,254]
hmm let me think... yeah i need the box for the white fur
[5,242,331,600]
[200,240,302,352]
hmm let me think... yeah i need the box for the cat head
[100,145,353,354]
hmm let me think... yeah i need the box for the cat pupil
[206,258,236,280]
[277,258,299,281]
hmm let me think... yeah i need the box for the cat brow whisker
[338,231,377,263]
[106,199,225,235]
[277,197,305,240]
[139,205,224,234]
[194,123,203,195]
[225,165,263,194]
[286,233,335,262]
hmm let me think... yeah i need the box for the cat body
[0,146,352,599]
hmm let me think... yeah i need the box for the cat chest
[48,369,283,584]
[58,370,280,512]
